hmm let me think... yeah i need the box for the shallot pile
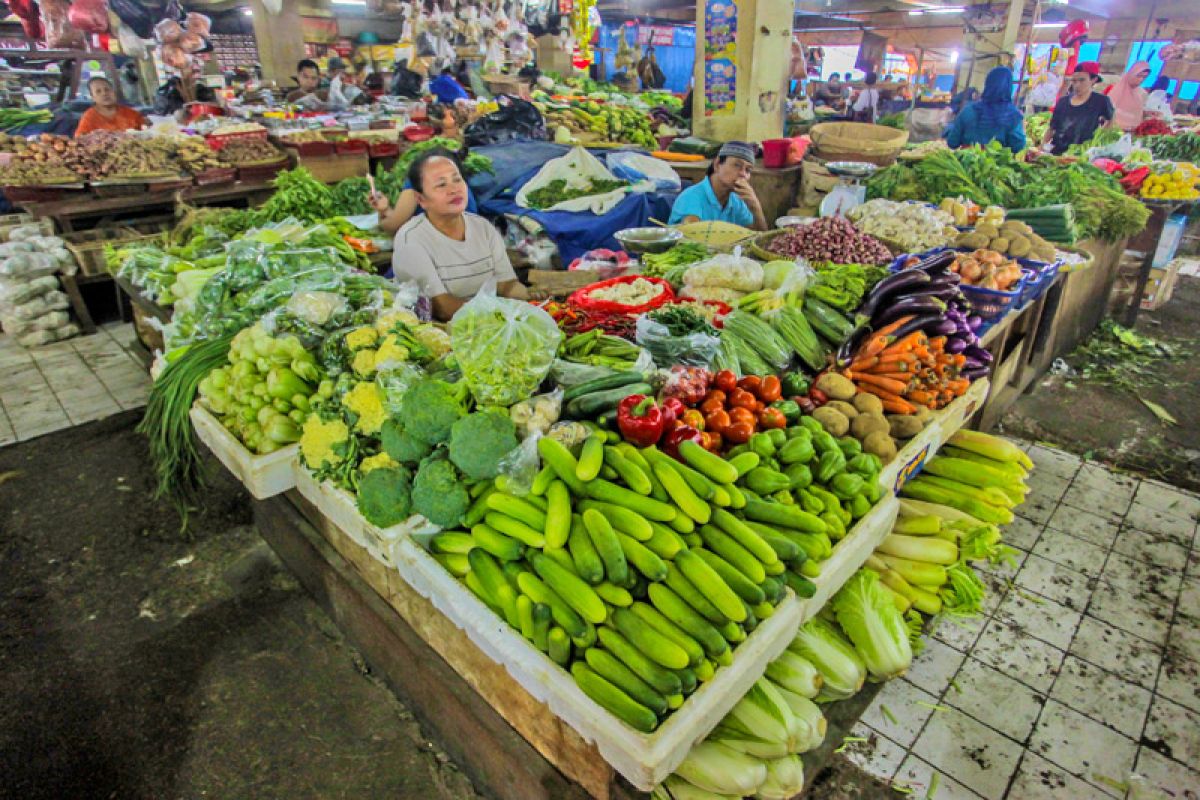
[766,216,892,265]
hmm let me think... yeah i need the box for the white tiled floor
[845,442,1200,800]
[0,321,148,445]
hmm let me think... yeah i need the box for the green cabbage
[754,755,805,800]
[832,570,913,681]
[673,741,767,797]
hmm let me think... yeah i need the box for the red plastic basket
[237,158,289,184]
[403,124,435,142]
[336,139,369,155]
[568,275,675,315]
[283,140,336,157]
[761,139,789,168]
[193,167,237,186]
[370,141,400,158]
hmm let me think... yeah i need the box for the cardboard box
[1142,258,1183,311]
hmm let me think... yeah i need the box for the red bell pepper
[1119,166,1151,195]
[662,424,705,459]
[661,397,686,432]
[617,395,666,447]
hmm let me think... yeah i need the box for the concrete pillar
[249,0,310,85]
[691,0,791,143]
[964,0,1027,90]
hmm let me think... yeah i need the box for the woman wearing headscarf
[944,66,1026,152]
[1106,61,1152,131]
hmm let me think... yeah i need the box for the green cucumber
[567,514,605,584]
[516,572,587,638]
[531,553,608,624]
[577,499,653,541]
[548,627,572,665]
[562,371,646,403]
[582,508,629,586]
[694,548,766,605]
[470,523,525,562]
[571,662,658,732]
[614,531,669,582]
[647,583,728,658]
[674,549,746,622]
[604,446,652,496]
[697,524,767,584]
[544,480,572,549]
[630,602,705,667]
[584,647,669,716]
[664,563,728,625]
[610,608,691,670]
[596,627,683,696]
[678,439,739,484]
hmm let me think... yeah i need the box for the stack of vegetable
[640,242,712,287]
[197,322,322,454]
[899,430,1032,527]
[846,199,957,253]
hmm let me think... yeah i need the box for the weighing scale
[819,161,879,217]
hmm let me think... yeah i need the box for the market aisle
[0,321,149,445]
[843,442,1200,799]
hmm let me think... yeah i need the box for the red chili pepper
[681,408,706,431]
[617,394,666,448]
[662,424,705,459]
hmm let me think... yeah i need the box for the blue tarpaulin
[596,24,695,94]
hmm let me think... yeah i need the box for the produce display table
[223,381,988,800]
[16,181,277,233]
[664,160,803,229]
[1123,200,1196,327]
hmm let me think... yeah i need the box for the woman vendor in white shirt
[387,149,527,321]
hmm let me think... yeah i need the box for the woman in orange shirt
[75,76,146,136]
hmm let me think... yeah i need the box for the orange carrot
[906,390,936,406]
[858,335,891,360]
[880,331,924,356]
[882,397,917,414]
[873,316,914,338]
[854,373,909,395]
[849,356,879,372]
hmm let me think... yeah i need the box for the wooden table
[18,181,277,233]
[1122,200,1194,327]
[254,491,644,800]
[969,283,1057,431]
[664,160,803,229]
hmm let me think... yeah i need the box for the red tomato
[758,375,782,403]
[714,370,738,393]
[729,389,758,410]
[723,421,754,444]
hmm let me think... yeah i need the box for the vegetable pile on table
[846,199,957,253]
[764,217,892,265]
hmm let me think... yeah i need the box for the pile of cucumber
[424,419,879,733]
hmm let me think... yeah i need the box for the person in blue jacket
[429,68,469,104]
[668,141,767,231]
[944,66,1027,152]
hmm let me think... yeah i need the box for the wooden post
[691,0,792,142]
[249,0,310,85]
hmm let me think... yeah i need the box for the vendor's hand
[368,191,390,214]
[733,178,761,207]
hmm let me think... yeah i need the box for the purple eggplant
[963,366,991,380]
[914,249,957,272]
[860,270,931,319]
[835,324,873,367]
[945,336,969,354]
[873,296,948,327]
[964,345,993,364]
[967,315,982,331]
[927,318,958,336]
[888,313,944,341]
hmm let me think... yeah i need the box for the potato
[863,430,898,461]
[913,405,933,424]
[956,231,989,250]
[989,237,1010,254]
[887,414,925,439]
[815,372,857,401]
[812,406,850,437]
[1008,234,1032,258]
[825,400,859,419]
[852,393,884,415]
[974,222,1000,240]
[852,412,890,440]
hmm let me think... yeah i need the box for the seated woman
[75,76,146,136]
[668,141,767,231]
[389,149,527,321]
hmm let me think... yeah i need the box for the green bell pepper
[812,431,838,455]
[847,453,881,478]
[798,417,824,436]
[782,372,810,397]
[767,428,788,448]
[821,511,846,539]
[725,444,751,459]
[770,399,801,424]
[772,489,796,505]
[809,485,842,518]
[849,492,873,519]
[745,467,792,495]
[830,472,866,500]
[798,488,824,515]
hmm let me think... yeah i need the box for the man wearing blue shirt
[668,141,767,230]
[429,68,469,104]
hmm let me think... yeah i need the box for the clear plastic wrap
[509,387,562,439]
[0,275,58,306]
[449,285,562,407]
[376,363,426,416]
[0,252,59,279]
[635,314,721,369]
[496,432,542,496]
[17,323,79,348]
[549,349,655,387]
[682,249,764,292]
[6,290,68,320]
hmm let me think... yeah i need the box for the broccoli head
[411,454,470,528]
[399,378,468,446]
[449,410,519,481]
[356,466,412,528]
[380,417,433,465]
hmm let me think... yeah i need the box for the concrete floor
[0,411,481,800]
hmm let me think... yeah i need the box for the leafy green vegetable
[645,304,716,337]
[526,178,629,210]
[640,242,711,280]
[257,167,335,222]
[831,570,912,681]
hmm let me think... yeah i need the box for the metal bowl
[824,161,879,179]
[614,227,683,255]
[776,215,816,228]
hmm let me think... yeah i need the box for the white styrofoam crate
[388,531,804,792]
[291,460,435,566]
[793,494,899,625]
[190,405,298,499]
[876,377,990,495]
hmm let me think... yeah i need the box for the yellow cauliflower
[374,334,410,367]
[414,324,452,359]
[344,326,379,351]
[300,414,351,469]
[375,308,420,333]
[359,452,399,474]
[342,380,387,436]
[352,348,378,377]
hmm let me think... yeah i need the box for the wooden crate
[1141,259,1183,311]
[62,227,164,277]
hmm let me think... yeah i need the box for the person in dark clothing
[944,66,1026,152]
[390,58,423,98]
[950,86,979,116]
[1041,61,1113,154]
[153,73,216,118]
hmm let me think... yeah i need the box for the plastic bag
[516,146,632,215]
[635,314,721,369]
[509,387,562,439]
[549,348,655,387]
[682,249,764,292]
[376,362,426,416]
[0,242,35,257]
[68,0,109,34]
[606,151,682,193]
[8,290,68,319]
[463,95,547,147]
[495,432,541,496]
[661,365,711,405]
[17,322,78,348]
[0,253,59,279]
[546,420,590,450]
[0,274,58,306]
[449,284,562,407]
[41,0,85,48]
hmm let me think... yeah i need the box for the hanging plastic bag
[68,0,109,34]
[40,0,85,48]
[463,95,548,147]
[509,387,562,439]
[549,348,655,387]
[682,248,764,292]
[449,283,562,407]
[635,314,721,369]
[495,432,542,496]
